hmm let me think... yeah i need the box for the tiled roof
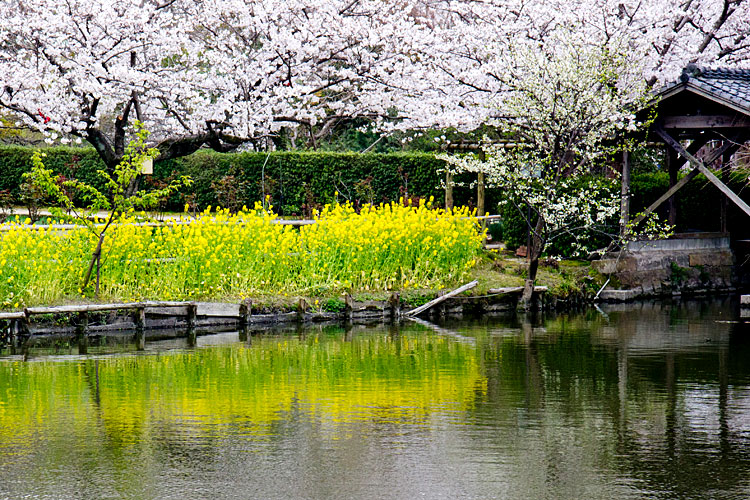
[660,64,750,115]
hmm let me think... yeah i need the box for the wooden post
[667,147,679,227]
[477,171,486,220]
[239,298,252,328]
[477,149,486,228]
[620,149,631,238]
[388,292,401,320]
[445,171,454,210]
[20,312,30,355]
[133,306,145,330]
[296,298,307,322]
[721,148,731,233]
[75,311,88,355]
[186,303,197,329]
[186,303,197,347]
[344,294,354,321]
[9,319,19,355]
[133,305,146,350]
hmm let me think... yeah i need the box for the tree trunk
[82,232,105,294]
[520,218,544,307]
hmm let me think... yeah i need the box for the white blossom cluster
[1,0,748,150]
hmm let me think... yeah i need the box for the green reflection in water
[0,328,486,450]
[2,302,750,500]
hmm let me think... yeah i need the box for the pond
[2,298,750,499]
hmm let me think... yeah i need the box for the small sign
[141,157,153,175]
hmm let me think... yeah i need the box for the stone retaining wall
[593,233,737,301]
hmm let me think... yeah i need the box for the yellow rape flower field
[0,200,485,310]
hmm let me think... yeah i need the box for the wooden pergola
[622,64,750,234]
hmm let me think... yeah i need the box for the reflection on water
[2,298,750,499]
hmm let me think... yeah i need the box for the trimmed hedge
[0,146,499,215]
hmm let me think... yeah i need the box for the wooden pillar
[133,306,146,351]
[186,303,197,330]
[620,149,631,238]
[445,172,454,210]
[186,304,197,347]
[75,311,88,355]
[296,298,307,322]
[388,292,401,320]
[667,147,679,227]
[477,171,486,218]
[721,148,732,233]
[239,298,252,329]
[477,149,486,227]
[344,293,354,322]
[9,319,19,355]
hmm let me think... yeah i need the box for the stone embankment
[593,233,737,302]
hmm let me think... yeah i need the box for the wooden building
[624,64,750,234]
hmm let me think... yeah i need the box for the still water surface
[2,299,750,499]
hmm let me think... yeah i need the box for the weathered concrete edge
[598,286,738,303]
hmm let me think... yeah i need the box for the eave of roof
[650,66,750,117]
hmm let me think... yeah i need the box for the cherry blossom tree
[440,31,653,304]
[2,1,749,161]
[0,0,442,167]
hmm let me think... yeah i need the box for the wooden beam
[676,136,710,171]
[721,150,731,232]
[445,171,454,210]
[655,126,750,218]
[662,115,750,129]
[620,149,631,237]
[405,280,478,317]
[696,163,750,218]
[632,135,745,226]
[667,148,678,226]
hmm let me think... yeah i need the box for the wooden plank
[488,286,523,294]
[404,280,478,317]
[195,302,241,317]
[25,303,143,315]
[632,168,701,225]
[663,115,750,129]
[145,306,190,316]
[141,301,195,307]
[0,312,26,320]
[487,286,548,294]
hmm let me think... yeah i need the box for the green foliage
[669,261,688,285]
[321,298,346,313]
[486,222,503,242]
[497,175,619,257]
[0,147,486,215]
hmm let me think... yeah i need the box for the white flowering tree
[0,0,445,168]
[2,0,749,161]
[441,34,651,303]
